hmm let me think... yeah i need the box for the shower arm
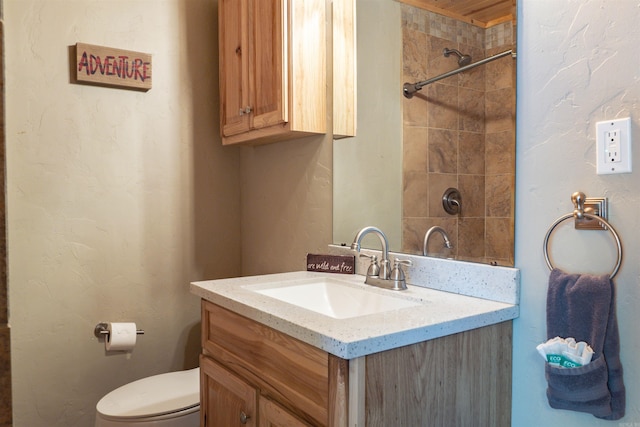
[403,49,516,99]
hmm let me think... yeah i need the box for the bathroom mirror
[333,0,516,266]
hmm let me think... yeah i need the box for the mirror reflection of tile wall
[0,14,12,427]
[401,4,515,266]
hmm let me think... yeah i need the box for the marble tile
[486,130,515,175]
[428,128,457,173]
[486,217,514,263]
[401,3,429,33]
[426,83,458,130]
[403,27,428,80]
[403,88,429,127]
[402,217,430,255]
[458,217,485,259]
[458,174,485,217]
[486,51,514,91]
[428,36,457,77]
[455,19,484,48]
[485,21,513,50]
[458,86,485,132]
[458,45,485,91]
[486,87,514,133]
[403,126,428,173]
[428,12,457,42]
[486,174,514,218]
[403,170,429,218]
[458,131,485,175]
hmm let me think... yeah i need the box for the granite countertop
[190,270,519,360]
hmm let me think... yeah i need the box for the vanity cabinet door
[201,355,257,427]
[259,397,312,427]
[200,300,349,426]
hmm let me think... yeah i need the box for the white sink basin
[245,277,420,319]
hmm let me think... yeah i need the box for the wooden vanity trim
[347,356,365,426]
[328,355,349,427]
[201,300,331,425]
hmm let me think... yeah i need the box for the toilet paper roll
[105,322,137,352]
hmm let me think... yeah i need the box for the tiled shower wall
[401,4,515,265]
[0,8,12,426]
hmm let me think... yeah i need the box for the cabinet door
[250,0,287,130]
[219,0,251,137]
[201,355,257,427]
[259,397,312,427]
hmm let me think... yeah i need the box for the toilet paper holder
[94,322,145,338]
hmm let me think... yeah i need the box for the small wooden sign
[306,254,355,274]
[75,43,152,91]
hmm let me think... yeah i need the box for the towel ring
[543,211,623,279]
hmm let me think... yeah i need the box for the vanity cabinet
[200,356,257,426]
[200,299,512,427]
[200,300,348,426]
[200,356,312,426]
[218,0,327,146]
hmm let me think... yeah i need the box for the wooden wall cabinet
[218,0,327,146]
[200,300,512,427]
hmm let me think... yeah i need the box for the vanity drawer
[201,300,329,425]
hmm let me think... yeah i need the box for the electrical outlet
[605,129,621,163]
[596,118,632,174]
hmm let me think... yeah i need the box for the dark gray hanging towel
[545,268,625,420]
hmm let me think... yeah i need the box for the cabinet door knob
[240,411,251,424]
[238,106,253,116]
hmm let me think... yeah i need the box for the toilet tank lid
[97,367,200,418]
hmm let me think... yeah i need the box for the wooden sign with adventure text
[306,254,355,274]
[75,43,152,91]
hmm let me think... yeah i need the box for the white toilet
[95,367,200,427]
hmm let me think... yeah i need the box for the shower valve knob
[442,187,462,215]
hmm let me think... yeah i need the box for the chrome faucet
[423,226,453,257]
[351,226,391,278]
[351,226,411,290]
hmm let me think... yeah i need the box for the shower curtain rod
[403,49,516,99]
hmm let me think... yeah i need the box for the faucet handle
[394,258,412,268]
[388,258,412,290]
[359,253,380,278]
